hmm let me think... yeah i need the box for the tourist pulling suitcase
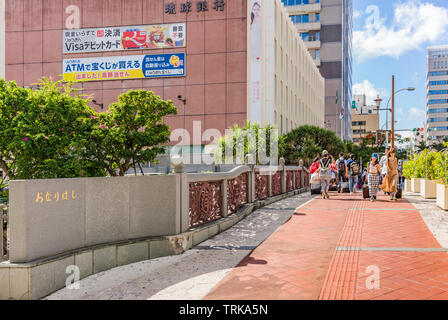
[310,183,321,195]
[363,183,370,199]
[396,180,403,199]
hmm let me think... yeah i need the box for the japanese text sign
[63,23,186,54]
[63,53,186,82]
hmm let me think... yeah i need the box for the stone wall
[9,175,188,263]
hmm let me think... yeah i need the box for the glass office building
[426,46,448,144]
[282,0,353,141]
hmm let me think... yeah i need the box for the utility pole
[391,75,395,149]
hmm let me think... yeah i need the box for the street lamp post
[392,76,395,148]
[375,81,415,150]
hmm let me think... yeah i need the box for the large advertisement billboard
[63,53,185,82]
[63,23,186,54]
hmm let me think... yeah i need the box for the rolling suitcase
[396,180,403,199]
[311,183,321,195]
[363,184,370,199]
[341,182,350,193]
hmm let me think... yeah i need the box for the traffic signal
[376,131,383,146]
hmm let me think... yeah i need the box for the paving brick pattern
[205,193,448,300]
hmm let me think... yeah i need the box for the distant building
[351,94,379,145]
[426,45,448,145]
[282,0,353,141]
[411,128,426,152]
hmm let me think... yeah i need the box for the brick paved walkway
[204,192,448,300]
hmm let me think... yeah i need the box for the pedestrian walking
[379,148,389,194]
[346,154,360,194]
[330,159,338,189]
[366,154,382,202]
[379,148,399,201]
[398,160,404,187]
[309,157,320,174]
[335,152,347,193]
[318,150,333,199]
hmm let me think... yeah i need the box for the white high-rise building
[281,0,353,141]
[426,45,448,145]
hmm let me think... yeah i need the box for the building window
[316,13,320,22]
[309,31,319,41]
[429,80,448,86]
[428,99,448,105]
[290,14,309,24]
[428,108,448,114]
[428,117,448,123]
[315,49,320,59]
[428,126,448,132]
[429,71,448,76]
[300,33,309,41]
[282,0,310,5]
[429,90,448,95]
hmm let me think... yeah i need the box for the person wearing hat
[318,150,334,199]
[366,153,382,202]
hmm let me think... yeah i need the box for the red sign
[122,31,148,49]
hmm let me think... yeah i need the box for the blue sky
[352,0,448,135]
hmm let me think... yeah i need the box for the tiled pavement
[204,192,448,300]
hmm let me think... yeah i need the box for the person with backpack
[309,157,320,174]
[318,150,334,199]
[335,152,347,193]
[345,154,360,194]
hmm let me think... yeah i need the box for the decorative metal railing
[187,165,309,228]
[189,181,223,228]
[227,172,248,216]
[271,171,282,196]
[255,172,269,200]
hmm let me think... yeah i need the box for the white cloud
[353,80,388,106]
[353,9,363,19]
[409,107,426,119]
[354,1,448,60]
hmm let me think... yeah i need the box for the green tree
[416,141,428,153]
[0,78,105,180]
[280,125,346,166]
[214,122,280,165]
[78,90,177,176]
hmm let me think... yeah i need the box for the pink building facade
[3,0,248,145]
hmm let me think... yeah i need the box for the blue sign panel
[142,53,185,78]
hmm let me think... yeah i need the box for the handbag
[310,172,320,184]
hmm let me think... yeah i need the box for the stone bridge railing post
[299,159,305,189]
[171,155,189,233]
[246,155,256,204]
[221,179,228,218]
[280,158,286,194]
